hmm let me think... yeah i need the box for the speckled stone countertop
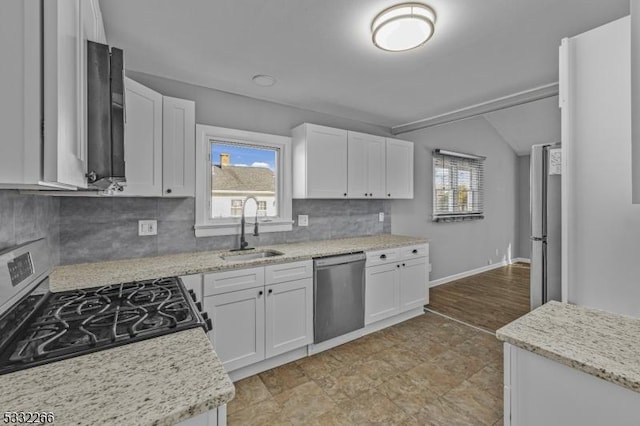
[0,328,235,425]
[51,234,428,291]
[496,301,640,393]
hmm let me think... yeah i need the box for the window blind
[432,149,485,222]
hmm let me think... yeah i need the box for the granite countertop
[50,234,428,292]
[496,301,640,393]
[0,328,235,426]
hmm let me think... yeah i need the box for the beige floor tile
[441,380,503,426]
[338,388,416,425]
[302,409,356,426]
[375,346,425,372]
[330,340,369,364]
[227,398,285,426]
[414,396,481,426]
[493,417,504,426]
[467,365,503,400]
[400,337,450,361]
[227,375,273,415]
[296,351,344,380]
[273,381,337,423]
[378,373,439,416]
[315,364,378,403]
[259,361,310,396]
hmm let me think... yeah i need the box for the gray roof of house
[212,165,275,192]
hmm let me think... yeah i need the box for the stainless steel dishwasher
[313,252,366,343]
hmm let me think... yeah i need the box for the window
[432,149,485,222]
[195,125,293,237]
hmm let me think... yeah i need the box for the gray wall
[516,155,531,259]
[0,190,60,265]
[58,72,392,265]
[391,117,519,282]
[126,71,392,138]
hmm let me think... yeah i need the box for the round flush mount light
[371,3,436,52]
[252,74,276,87]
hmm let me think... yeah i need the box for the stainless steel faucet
[233,196,259,251]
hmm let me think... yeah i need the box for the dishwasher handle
[314,252,366,268]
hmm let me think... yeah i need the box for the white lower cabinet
[365,263,400,325]
[504,343,640,426]
[265,278,313,358]
[365,244,429,326]
[205,287,265,372]
[203,261,313,372]
[400,257,429,310]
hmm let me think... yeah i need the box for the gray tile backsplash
[0,190,60,265]
[58,197,391,265]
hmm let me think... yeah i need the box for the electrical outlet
[378,212,385,222]
[298,215,309,227]
[138,220,157,236]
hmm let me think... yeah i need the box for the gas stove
[0,240,211,375]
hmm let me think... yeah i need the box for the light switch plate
[138,220,157,236]
[298,215,309,227]
[378,212,385,222]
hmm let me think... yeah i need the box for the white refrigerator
[530,144,562,310]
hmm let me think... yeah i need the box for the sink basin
[220,249,284,262]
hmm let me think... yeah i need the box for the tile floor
[228,312,504,425]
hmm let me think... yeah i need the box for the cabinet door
[163,96,196,197]
[386,138,414,199]
[365,263,400,325]
[265,278,313,358]
[305,125,348,198]
[367,136,386,198]
[399,257,428,312]
[117,78,163,196]
[43,0,87,189]
[347,132,369,199]
[205,288,265,372]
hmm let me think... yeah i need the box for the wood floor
[428,263,530,332]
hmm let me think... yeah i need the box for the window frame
[195,124,293,237]
[432,149,485,222]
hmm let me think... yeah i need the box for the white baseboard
[429,258,528,288]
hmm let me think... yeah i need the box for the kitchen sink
[220,249,284,261]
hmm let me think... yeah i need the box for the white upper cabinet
[118,78,163,197]
[347,131,386,198]
[163,97,196,197]
[291,123,413,199]
[292,123,348,198]
[116,81,195,197]
[0,0,105,190]
[386,138,414,199]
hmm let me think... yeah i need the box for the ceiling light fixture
[252,74,276,87]
[371,3,436,52]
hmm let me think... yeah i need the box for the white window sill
[195,219,293,237]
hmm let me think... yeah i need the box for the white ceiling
[484,96,562,156]
[99,0,628,129]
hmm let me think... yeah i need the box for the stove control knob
[206,318,213,331]
[188,290,197,301]
[195,301,202,311]
[201,312,209,320]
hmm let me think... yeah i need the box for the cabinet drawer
[204,267,265,296]
[265,260,313,285]
[365,248,400,267]
[400,244,429,260]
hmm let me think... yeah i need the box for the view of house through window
[210,142,278,219]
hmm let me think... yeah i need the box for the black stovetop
[0,277,208,375]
